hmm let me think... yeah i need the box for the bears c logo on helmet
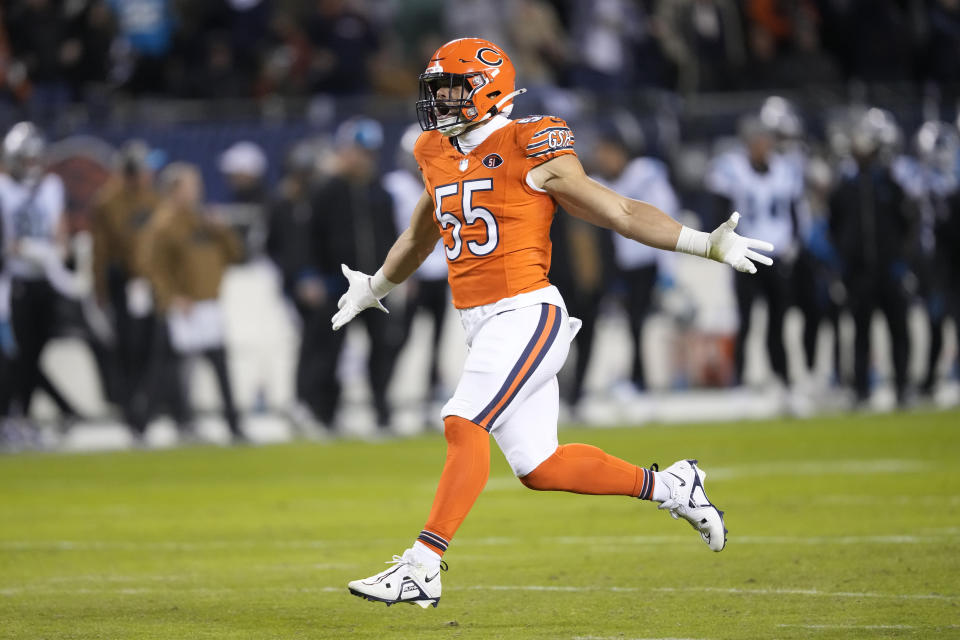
[476,47,503,67]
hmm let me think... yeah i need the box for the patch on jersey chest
[459,158,469,172]
[482,153,503,168]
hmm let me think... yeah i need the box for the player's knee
[519,471,547,491]
[443,415,486,445]
[519,449,561,491]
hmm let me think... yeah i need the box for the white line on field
[2,530,958,552]
[777,624,917,630]
[469,533,958,546]
[0,540,330,551]
[814,495,960,506]
[653,586,956,601]
[465,585,958,601]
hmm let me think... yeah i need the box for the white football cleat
[347,549,445,608]
[657,459,727,552]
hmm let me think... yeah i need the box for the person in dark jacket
[829,108,914,407]
[306,117,402,430]
[934,186,960,395]
[266,139,329,418]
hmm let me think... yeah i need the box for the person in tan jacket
[140,162,246,443]
[90,140,161,438]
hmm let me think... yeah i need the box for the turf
[1,410,959,640]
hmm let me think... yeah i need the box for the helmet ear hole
[486,91,501,99]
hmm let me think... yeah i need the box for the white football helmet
[3,121,46,181]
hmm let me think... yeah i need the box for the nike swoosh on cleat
[667,472,686,487]
[424,572,440,583]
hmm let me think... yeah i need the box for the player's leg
[733,270,757,385]
[951,289,960,383]
[346,413,488,608]
[794,254,821,372]
[491,374,728,551]
[849,280,873,403]
[364,308,406,428]
[624,265,658,390]
[348,303,560,607]
[880,279,910,406]
[483,310,727,552]
[204,347,244,440]
[421,279,449,396]
[10,280,53,415]
[764,265,790,383]
[312,306,347,426]
[566,287,600,409]
[496,377,649,496]
[922,293,945,395]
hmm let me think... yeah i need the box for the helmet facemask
[417,72,492,137]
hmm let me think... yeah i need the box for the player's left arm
[530,154,775,274]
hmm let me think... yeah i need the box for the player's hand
[707,212,775,274]
[331,264,388,331]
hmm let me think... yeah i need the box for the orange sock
[519,443,654,499]
[416,416,490,556]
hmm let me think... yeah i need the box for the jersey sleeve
[518,116,577,168]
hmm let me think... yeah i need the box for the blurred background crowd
[0,0,959,450]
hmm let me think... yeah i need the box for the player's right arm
[331,189,439,331]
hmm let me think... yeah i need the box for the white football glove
[706,212,775,274]
[330,264,388,331]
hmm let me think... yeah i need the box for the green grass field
[2,410,959,639]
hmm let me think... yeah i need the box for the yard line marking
[777,624,917,630]
[814,495,960,506]
[0,540,331,551]
[517,534,957,546]
[41,574,187,583]
[465,585,958,601]
[653,586,956,601]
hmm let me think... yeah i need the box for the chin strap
[485,88,527,120]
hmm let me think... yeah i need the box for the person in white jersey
[706,114,801,389]
[0,122,79,423]
[591,127,680,397]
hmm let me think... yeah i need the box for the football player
[590,124,680,399]
[705,114,801,390]
[829,108,913,407]
[0,122,81,426]
[333,39,774,608]
[895,121,960,396]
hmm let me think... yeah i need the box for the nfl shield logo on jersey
[482,153,503,168]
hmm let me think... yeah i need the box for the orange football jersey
[414,115,576,309]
